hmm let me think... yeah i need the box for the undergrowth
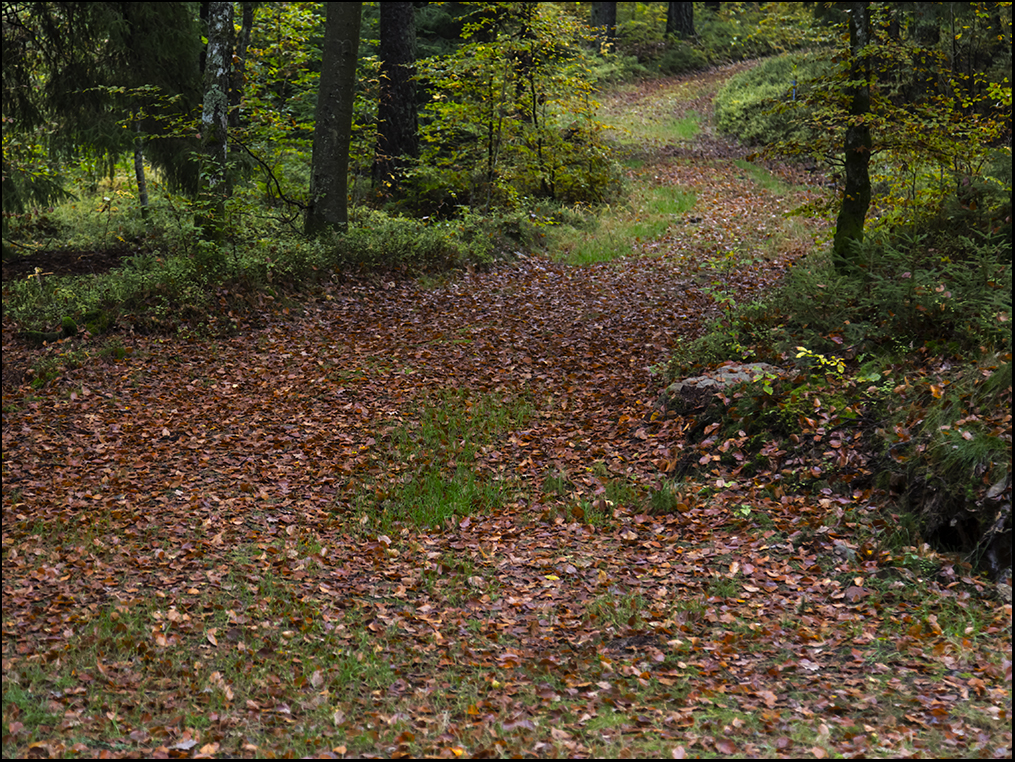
[667,221,1012,378]
[713,52,831,146]
[2,202,546,337]
[666,219,1012,578]
[614,3,831,75]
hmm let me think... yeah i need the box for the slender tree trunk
[133,120,149,222]
[198,0,233,240]
[372,1,418,191]
[230,2,255,130]
[667,2,694,38]
[590,2,617,51]
[306,2,362,235]
[833,2,872,271]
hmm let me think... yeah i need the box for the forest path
[5,66,1006,760]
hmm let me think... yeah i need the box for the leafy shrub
[668,215,1012,382]
[333,210,468,271]
[414,4,620,210]
[750,224,1013,361]
[614,3,668,63]
[658,43,709,75]
[5,209,481,335]
[615,3,831,72]
[695,3,833,63]
[587,53,651,85]
[714,52,830,146]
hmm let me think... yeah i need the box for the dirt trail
[4,68,1008,759]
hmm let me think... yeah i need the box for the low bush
[777,225,1012,359]
[673,218,1011,372]
[3,206,509,336]
[658,43,709,76]
[713,51,831,146]
[615,3,831,74]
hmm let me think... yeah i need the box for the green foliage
[774,228,1012,359]
[770,4,1012,239]
[663,312,760,378]
[1,128,72,219]
[658,43,709,76]
[714,52,831,146]
[414,2,475,59]
[244,3,326,129]
[694,2,833,62]
[413,3,621,211]
[615,2,831,72]
[2,3,204,200]
[2,173,514,335]
[333,210,471,271]
[667,221,1010,388]
[613,2,669,61]
[795,346,845,377]
[682,221,1009,374]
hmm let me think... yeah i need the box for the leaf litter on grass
[2,67,1011,759]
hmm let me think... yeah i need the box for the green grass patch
[392,464,506,529]
[733,159,795,196]
[348,389,533,530]
[553,185,696,265]
[610,112,702,146]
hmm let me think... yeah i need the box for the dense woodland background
[1,2,1012,758]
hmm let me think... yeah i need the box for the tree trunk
[372,1,418,191]
[832,2,872,271]
[133,121,149,222]
[230,2,255,130]
[590,2,617,51]
[666,2,694,38]
[198,0,233,240]
[306,2,362,235]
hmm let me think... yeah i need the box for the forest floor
[2,66,1011,759]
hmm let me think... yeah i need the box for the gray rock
[656,362,789,414]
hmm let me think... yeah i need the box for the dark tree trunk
[306,2,362,235]
[590,2,617,50]
[372,1,418,191]
[667,2,694,38]
[833,2,872,271]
